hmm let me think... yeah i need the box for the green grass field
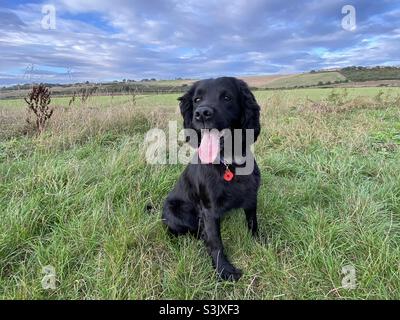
[1,88,400,299]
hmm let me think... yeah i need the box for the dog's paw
[217,264,242,281]
[250,229,259,238]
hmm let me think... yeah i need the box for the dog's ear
[237,79,261,142]
[178,83,196,129]
[178,82,200,147]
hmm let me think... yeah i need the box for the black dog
[162,77,261,281]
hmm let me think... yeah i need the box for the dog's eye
[223,95,231,101]
[194,97,201,103]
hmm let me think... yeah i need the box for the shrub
[24,84,54,134]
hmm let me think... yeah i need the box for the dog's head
[178,77,260,163]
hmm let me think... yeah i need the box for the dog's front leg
[200,209,242,281]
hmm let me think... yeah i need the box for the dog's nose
[194,107,214,121]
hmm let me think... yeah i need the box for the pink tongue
[198,131,220,164]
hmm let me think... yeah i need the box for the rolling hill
[2,66,400,99]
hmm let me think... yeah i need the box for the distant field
[1,87,399,111]
[1,87,400,299]
[239,75,290,87]
[2,68,400,100]
[138,79,195,87]
[0,80,194,100]
[263,72,347,88]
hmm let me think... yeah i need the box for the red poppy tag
[223,169,234,182]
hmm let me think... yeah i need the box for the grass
[0,88,400,299]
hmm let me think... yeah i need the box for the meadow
[0,87,400,299]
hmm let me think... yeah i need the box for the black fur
[162,77,261,281]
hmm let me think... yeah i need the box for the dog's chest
[192,165,256,211]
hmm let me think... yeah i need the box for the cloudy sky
[0,0,399,85]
